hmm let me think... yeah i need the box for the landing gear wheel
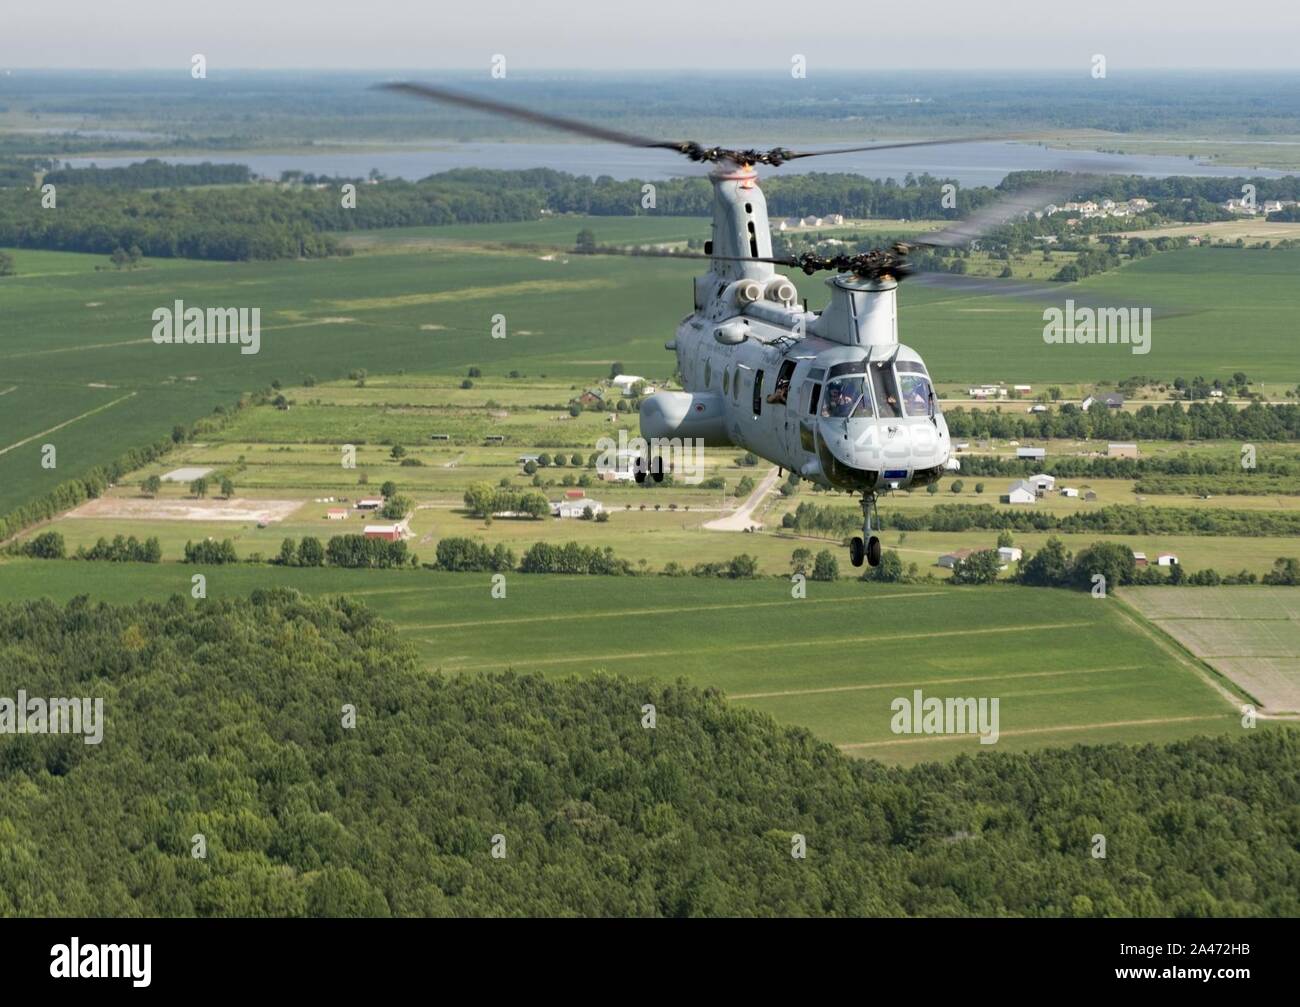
[633,457,647,484]
[650,456,664,483]
[849,536,865,568]
[867,534,882,568]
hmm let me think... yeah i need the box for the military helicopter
[382,82,1078,568]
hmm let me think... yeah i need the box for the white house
[552,499,604,519]
[326,508,348,520]
[998,546,1023,563]
[1004,480,1037,504]
[1081,395,1096,411]
[610,374,644,390]
[1029,473,1056,494]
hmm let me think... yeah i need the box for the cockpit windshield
[898,372,935,417]
[821,375,872,419]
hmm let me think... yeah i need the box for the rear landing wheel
[867,535,882,568]
[849,536,865,568]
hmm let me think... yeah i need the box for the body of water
[58,141,1289,185]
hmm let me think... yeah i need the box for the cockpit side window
[871,362,902,419]
[898,372,936,418]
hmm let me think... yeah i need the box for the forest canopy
[0,591,1295,917]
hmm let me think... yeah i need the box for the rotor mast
[707,162,775,283]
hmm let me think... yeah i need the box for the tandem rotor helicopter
[382,81,1083,568]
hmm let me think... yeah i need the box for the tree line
[943,401,1300,443]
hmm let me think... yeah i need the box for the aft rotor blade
[919,171,1096,249]
[376,81,686,153]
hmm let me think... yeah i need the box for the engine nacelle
[639,391,732,447]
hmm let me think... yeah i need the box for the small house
[1004,480,1037,505]
[1157,553,1179,567]
[1029,473,1056,494]
[1133,551,1148,567]
[998,546,1023,563]
[356,497,385,510]
[938,548,976,569]
[326,508,348,520]
[1060,487,1079,498]
[363,524,402,542]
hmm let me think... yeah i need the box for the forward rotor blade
[782,135,1025,161]
[377,81,686,152]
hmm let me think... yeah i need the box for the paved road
[704,466,780,531]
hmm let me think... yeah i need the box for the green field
[4,229,1300,521]
[0,559,1259,765]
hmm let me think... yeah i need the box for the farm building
[1004,480,1037,504]
[356,497,385,510]
[1029,473,1056,494]
[564,489,585,499]
[1133,551,1149,567]
[551,499,603,519]
[1108,442,1139,459]
[1016,447,1046,461]
[363,524,402,542]
[1013,384,1032,394]
[998,546,1023,563]
[610,374,644,390]
[1157,553,1179,566]
[326,508,348,520]
[1060,487,1079,498]
[1102,393,1125,409]
[938,548,976,569]
[1084,490,1098,501]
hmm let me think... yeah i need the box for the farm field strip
[0,560,1256,762]
[1123,587,1300,714]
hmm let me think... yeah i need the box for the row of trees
[462,483,550,520]
[13,164,1299,263]
[784,500,1300,539]
[944,400,1300,443]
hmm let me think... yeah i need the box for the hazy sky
[3,0,1299,71]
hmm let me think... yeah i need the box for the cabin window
[733,370,743,403]
[821,376,872,419]
[766,360,796,407]
[704,360,712,388]
[753,369,764,415]
[808,383,821,415]
[723,368,730,396]
[870,362,902,419]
